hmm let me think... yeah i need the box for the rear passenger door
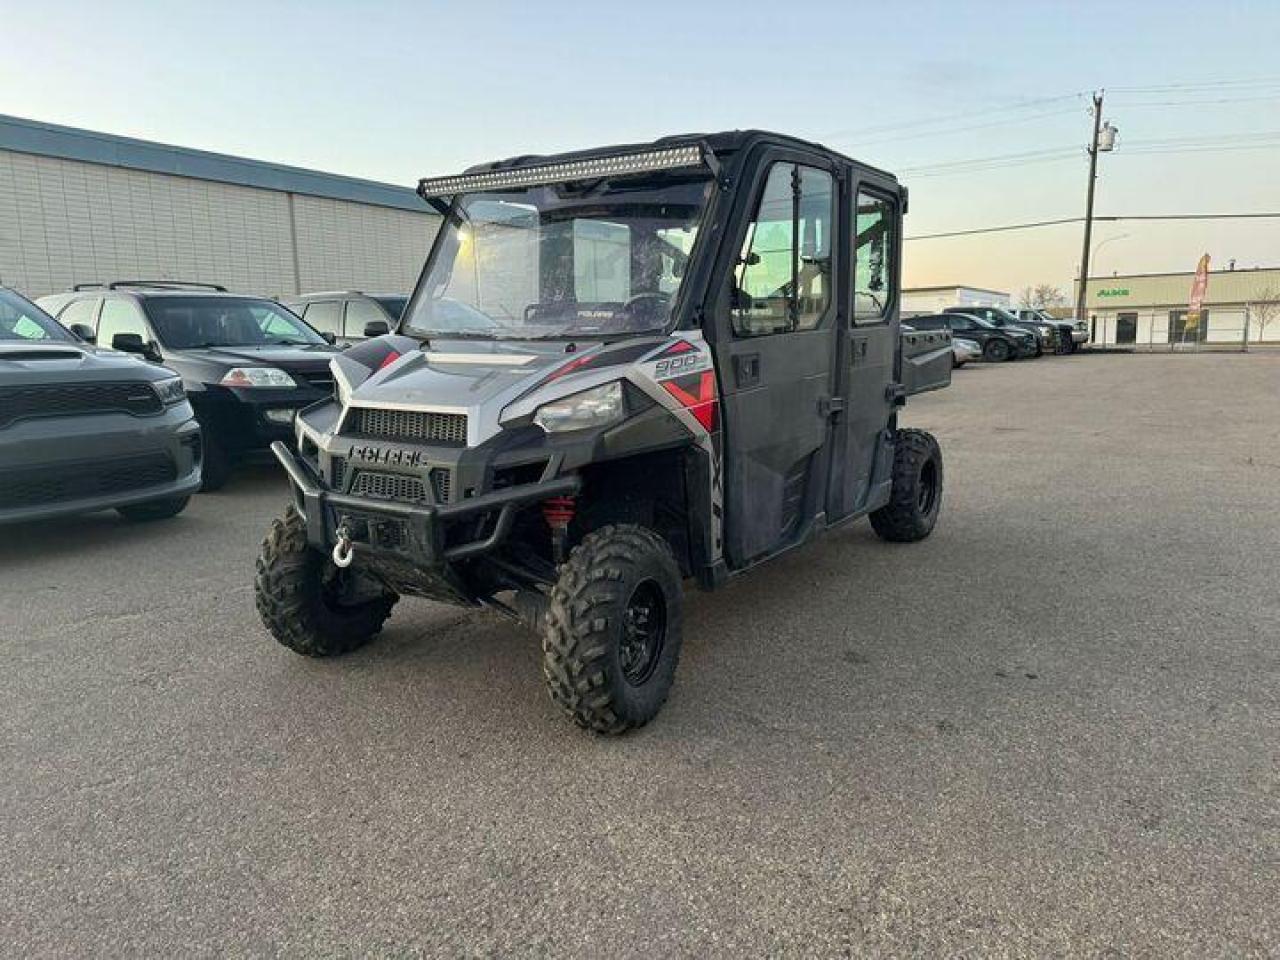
[829,182,901,520]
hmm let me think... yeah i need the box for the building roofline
[0,113,427,214]
[904,284,1010,296]
[1080,264,1280,282]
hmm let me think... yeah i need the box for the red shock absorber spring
[542,495,576,564]
[541,495,576,527]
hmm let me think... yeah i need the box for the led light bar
[417,145,706,198]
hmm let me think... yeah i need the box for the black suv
[281,291,409,345]
[943,304,1055,355]
[39,282,340,490]
[910,313,1034,361]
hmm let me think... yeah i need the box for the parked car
[281,291,409,344]
[944,305,1056,355]
[910,313,1034,361]
[0,286,200,525]
[1013,308,1075,354]
[1038,310,1090,349]
[38,281,341,491]
[952,336,982,367]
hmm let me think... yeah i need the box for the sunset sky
[4,0,1279,297]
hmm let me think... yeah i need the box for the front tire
[870,429,943,543]
[254,506,398,657]
[117,496,190,522]
[984,339,1011,362]
[542,525,684,734]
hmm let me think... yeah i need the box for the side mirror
[321,330,337,345]
[112,332,161,361]
[364,320,390,338]
[69,322,96,344]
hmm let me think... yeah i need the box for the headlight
[152,375,186,406]
[220,367,296,388]
[533,381,625,433]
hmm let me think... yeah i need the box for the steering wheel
[621,291,671,327]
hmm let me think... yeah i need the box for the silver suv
[281,291,408,345]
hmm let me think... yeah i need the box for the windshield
[374,297,408,319]
[404,173,714,340]
[0,289,73,342]
[141,297,328,349]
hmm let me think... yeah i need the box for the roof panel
[0,113,426,213]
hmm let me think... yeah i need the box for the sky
[3,0,1280,299]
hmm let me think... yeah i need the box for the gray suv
[281,291,408,344]
[0,287,201,524]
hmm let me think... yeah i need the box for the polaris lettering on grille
[348,445,428,467]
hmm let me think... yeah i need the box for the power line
[820,92,1083,141]
[1109,76,1280,93]
[906,213,1280,241]
[825,105,1081,148]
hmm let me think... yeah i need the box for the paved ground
[2,352,1277,957]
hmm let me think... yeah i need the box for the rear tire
[254,506,397,657]
[117,496,190,522]
[542,524,684,734]
[984,339,1011,362]
[870,429,943,543]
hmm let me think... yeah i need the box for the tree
[1249,286,1280,344]
[1019,284,1066,309]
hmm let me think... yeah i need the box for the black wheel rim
[989,341,1008,360]
[620,580,667,686]
[917,459,938,515]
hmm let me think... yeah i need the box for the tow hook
[332,524,355,568]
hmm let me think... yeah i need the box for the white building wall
[0,148,439,300]
[293,194,437,294]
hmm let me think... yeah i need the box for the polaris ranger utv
[255,131,952,734]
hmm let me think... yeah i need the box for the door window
[303,301,342,336]
[946,315,973,332]
[1168,309,1206,343]
[853,191,896,322]
[97,298,150,347]
[344,299,389,337]
[59,297,101,330]
[733,163,834,337]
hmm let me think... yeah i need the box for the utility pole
[1075,91,1105,327]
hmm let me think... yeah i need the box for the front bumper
[274,441,579,571]
[0,408,201,525]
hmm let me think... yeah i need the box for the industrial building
[1074,265,1280,347]
[901,284,1010,315]
[0,114,439,300]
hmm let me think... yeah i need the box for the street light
[1092,233,1130,275]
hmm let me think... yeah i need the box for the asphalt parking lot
[3,352,1277,956]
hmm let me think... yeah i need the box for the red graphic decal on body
[661,370,718,432]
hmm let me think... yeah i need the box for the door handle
[734,353,761,388]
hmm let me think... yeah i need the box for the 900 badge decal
[650,340,709,380]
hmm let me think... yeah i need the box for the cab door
[714,154,840,567]
[828,179,903,520]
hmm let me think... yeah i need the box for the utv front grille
[0,453,176,508]
[0,381,163,428]
[349,468,452,504]
[350,407,467,445]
